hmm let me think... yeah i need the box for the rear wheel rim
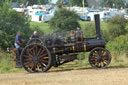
[21,44,51,73]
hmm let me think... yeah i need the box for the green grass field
[30,21,108,33]
[30,22,51,33]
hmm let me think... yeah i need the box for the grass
[79,21,108,30]
[30,21,108,34]
[1,50,128,73]
[109,51,128,67]
[30,22,51,34]
[0,51,24,73]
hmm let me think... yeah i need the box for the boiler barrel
[51,38,105,54]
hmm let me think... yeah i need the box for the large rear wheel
[21,43,52,73]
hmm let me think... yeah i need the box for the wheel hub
[97,56,102,62]
[32,56,39,64]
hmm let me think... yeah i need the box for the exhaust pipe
[94,14,102,38]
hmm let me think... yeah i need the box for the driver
[14,32,24,48]
[14,32,24,67]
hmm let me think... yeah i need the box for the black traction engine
[11,14,111,73]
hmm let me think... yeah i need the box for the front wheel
[89,47,111,69]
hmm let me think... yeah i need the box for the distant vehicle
[124,14,128,19]
[80,16,91,21]
[12,2,21,8]
[42,14,54,22]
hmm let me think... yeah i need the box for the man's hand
[17,40,21,45]
[22,39,24,42]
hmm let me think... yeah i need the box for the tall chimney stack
[94,14,102,38]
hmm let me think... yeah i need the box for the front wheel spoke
[92,52,99,57]
[90,59,96,60]
[90,61,96,64]
[103,53,107,58]
[98,50,101,56]
[98,62,101,67]
[101,62,106,67]
[92,56,97,59]
[94,62,98,66]
[101,51,105,56]
[104,55,109,58]
[103,58,108,61]
[104,60,109,64]
[102,61,107,66]
[90,58,97,61]
[100,62,103,67]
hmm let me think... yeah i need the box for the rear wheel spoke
[37,48,42,56]
[26,49,33,57]
[40,53,48,58]
[24,55,32,58]
[38,49,45,57]
[40,62,47,67]
[40,57,49,59]
[40,59,48,63]
[24,58,32,61]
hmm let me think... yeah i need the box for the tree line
[0,0,33,49]
[101,0,128,8]
[1,0,127,8]
[57,0,128,8]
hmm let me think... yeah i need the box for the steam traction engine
[12,14,111,73]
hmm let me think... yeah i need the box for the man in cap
[30,31,38,39]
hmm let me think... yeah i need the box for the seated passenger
[30,31,39,39]
[70,30,75,42]
[75,27,83,41]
